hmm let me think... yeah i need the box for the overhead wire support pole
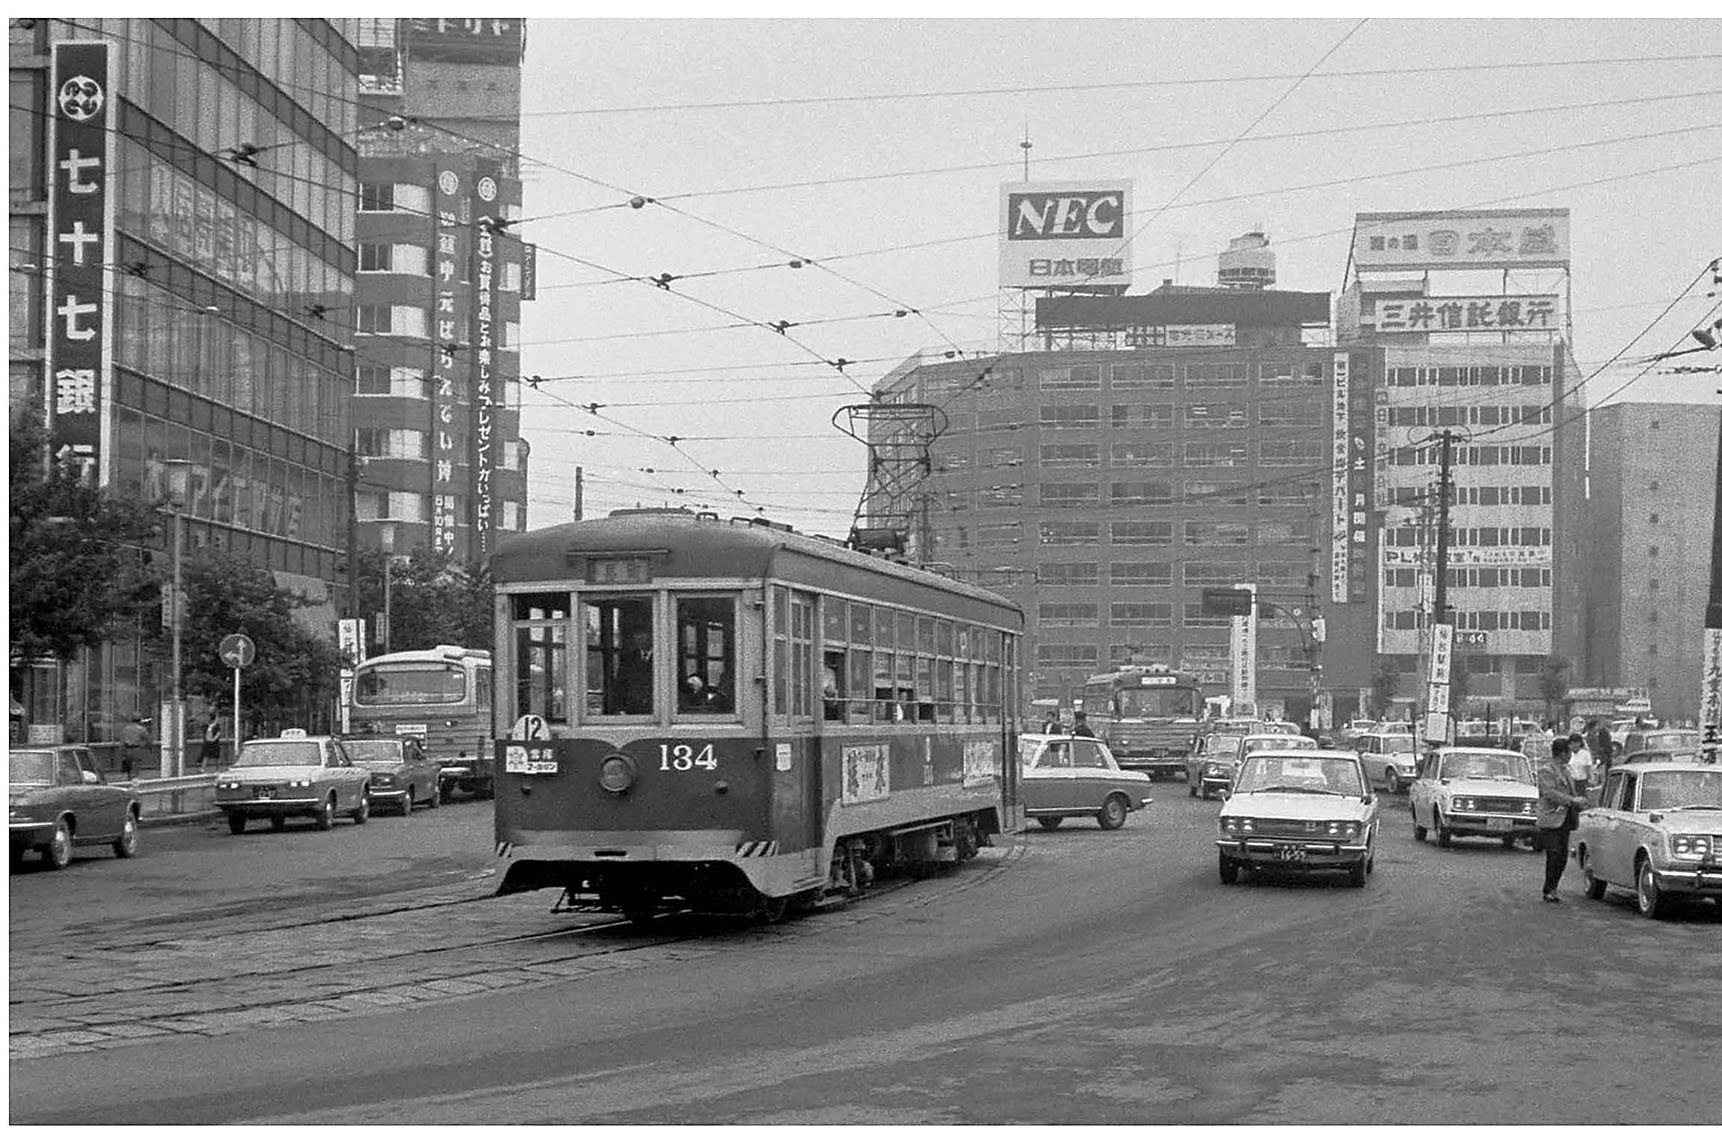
[1432,429,1459,626]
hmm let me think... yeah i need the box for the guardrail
[126,771,222,821]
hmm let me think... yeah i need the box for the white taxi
[213,731,372,834]
[1408,746,1537,849]
[1215,749,1380,887]
[1573,761,1722,918]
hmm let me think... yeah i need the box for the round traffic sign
[219,633,256,668]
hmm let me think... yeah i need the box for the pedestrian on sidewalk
[119,715,147,781]
[198,711,223,770]
[1535,738,1590,903]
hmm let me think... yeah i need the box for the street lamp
[163,458,193,779]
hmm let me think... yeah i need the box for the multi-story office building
[1339,209,1584,719]
[352,18,529,564]
[9,18,360,739]
[1584,402,1720,723]
[869,279,1379,725]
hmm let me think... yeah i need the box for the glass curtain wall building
[9,18,359,742]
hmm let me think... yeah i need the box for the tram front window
[585,597,654,717]
[676,596,735,715]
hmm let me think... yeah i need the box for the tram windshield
[585,596,654,717]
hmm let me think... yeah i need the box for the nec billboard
[999,181,1132,290]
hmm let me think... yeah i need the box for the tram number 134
[661,744,718,771]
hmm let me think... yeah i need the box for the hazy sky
[514,17,1722,536]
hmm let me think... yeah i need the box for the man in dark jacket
[1535,739,1590,903]
[1072,712,1095,738]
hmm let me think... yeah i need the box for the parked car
[1225,733,1316,790]
[1188,732,1244,800]
[1619,728,1701,762]
[9,745,142,870]
[213,731,372,834]
[1408,746,1537,849]
[1355,731,1418,794]
[1019,734,1155,831]
[1573,761,1722,918]
[1215,749,1380,886]
[341,735,441,815]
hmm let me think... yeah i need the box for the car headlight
[218,780,241,790]
[1520,801,1535,816]
[289,779,312,789]
[1220,817,1252,835]
[1671,835,1712,859]
[373,774,395,786]
[1452,797,1473,812]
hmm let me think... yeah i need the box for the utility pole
[1424,430,1463,745]
[574,466,583,521]
[346,431,361,621]
[1432,429,1458,626]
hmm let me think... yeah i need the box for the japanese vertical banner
[468,161,500,559]
[1330,353,1350,604]
[430,167,467,560]
[46,41,114,486]
[1347,352,1373,604]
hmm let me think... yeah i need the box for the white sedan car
[1214,750,1380,887]
[1355,732,1418,794]
[1408,746,1537,849]
[1573,761,1722,918]
[1019,734,1155,831]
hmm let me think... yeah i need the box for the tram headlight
[598,754,637,795]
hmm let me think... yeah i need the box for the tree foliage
[1368,659,1398,720]
[8,414,161,665]
[1537,654,1573,719]
[171,551,342,732]
[352,546,492,654]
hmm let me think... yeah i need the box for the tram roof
[492,510,1023,628]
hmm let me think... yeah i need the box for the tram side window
[771,588,814,718]
[512,593,569,724]
[675,596,735,716]
[820,597,846,722]
[585,596,654,717]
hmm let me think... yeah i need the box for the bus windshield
[354,663,467,705]
[1115,688,1197,718]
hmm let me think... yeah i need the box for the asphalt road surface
[10,787,1721,1124]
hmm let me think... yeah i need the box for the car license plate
[251,786,275,799]
[1275,844,1307,862]
[1485,817,1511,831]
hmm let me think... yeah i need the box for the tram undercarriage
[496,811,994,924]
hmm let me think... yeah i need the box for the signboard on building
[45,41,114,487]
[1373,295,1560,334]
[1385,546,1552,567]
[431,166,468,560]
[1347,352,1373,603]
[1702,629,1722,761]
[1124,324,1235,348]
[1331,353,1351,604]
[1230,582,1258,714]
[468,162,501,559]
[401,18,524,62]
[520,242,537,301]
[1352,209,1570,272]
[999,181,1132,290]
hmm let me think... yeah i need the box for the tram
[489,509,1026,920]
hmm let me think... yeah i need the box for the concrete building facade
[1584,401,1720,723]
[868,281,1381,726]
[352,17,529,566]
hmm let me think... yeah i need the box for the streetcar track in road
[11,844,1029,1060]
